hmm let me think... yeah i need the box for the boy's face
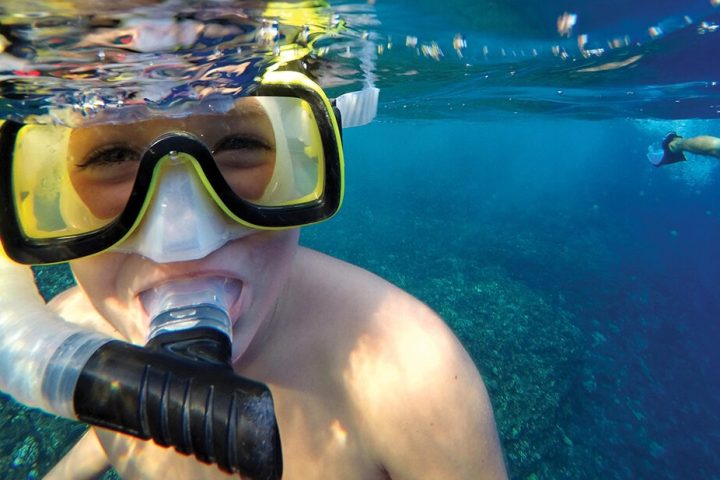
[65,97,299,361]
[70,227,300,362]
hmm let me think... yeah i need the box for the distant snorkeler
[0,2,508,480]
[648,132,720,167]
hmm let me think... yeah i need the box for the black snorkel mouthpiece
[72,280,283,480]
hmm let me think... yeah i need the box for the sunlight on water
[1,0,719,122]
[0,0,360,125]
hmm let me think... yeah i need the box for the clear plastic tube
[0,256,111,419]
[0,257,240,418]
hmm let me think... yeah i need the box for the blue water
[308,2,720,474]
[302,118,720,478]
[1,0,720,478]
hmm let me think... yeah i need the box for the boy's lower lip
[227,279,245,323]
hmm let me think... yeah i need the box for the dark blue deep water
[1,0,719,478]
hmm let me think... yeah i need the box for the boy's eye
[213,135,276,170]
[214,135,274,154]
[78,145,141,168]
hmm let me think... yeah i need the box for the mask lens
[12,123,125,240]
[228,96,325,208]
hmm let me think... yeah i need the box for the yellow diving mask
[0,71,345,264]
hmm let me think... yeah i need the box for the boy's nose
[115,159,253,263]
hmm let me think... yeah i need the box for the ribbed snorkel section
[0,253,111,419]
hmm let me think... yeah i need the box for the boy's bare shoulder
[291,247,446,341]
[293,246,460,351]
[293,247,423,305]
[293,247,483,409]
[293,247,507,479]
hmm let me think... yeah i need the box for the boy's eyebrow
[227,98,270,120]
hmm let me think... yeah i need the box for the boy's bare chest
[268,385,385,480]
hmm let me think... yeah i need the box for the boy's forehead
[69,96,270,133]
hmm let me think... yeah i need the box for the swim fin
[651,132,686,167]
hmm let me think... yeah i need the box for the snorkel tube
[0,250,282,480]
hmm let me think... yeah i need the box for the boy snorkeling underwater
[0,66,507,480]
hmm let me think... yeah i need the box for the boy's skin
[44,228,508,479]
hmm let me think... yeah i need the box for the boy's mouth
[138,276,244,333]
